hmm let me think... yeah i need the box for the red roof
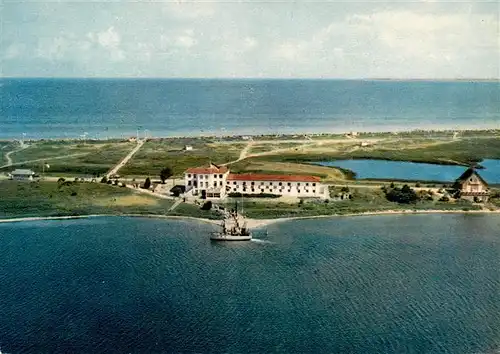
[227,173,320,183]
[186,165,228,174]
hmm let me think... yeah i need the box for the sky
[1,0,499,79]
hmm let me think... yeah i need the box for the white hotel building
[184,164,230,199]
[184,164,329,199]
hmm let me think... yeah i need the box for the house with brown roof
[184,164,329,199]
[454,167,489,202]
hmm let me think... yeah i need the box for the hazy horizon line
[2,77,499,82]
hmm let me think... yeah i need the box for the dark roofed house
[454,167,489,202]
[9,169,37,181]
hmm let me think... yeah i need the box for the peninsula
[1,128,499,223]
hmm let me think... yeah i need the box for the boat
[211,202,252,241]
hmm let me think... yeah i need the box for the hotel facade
[184,164,329,199]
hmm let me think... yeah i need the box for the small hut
[454,167,489,202]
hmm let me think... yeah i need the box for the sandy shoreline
[1,209,500,228]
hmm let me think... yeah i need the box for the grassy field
[0,142,15,166]
[233,187,484,219]
[1,130,498,181]
[242,137,500,167]
[0,141,135,176]
[0,181,220,220]
[248,142,307,154]
[119,139,244,177]
[229,159,346,180]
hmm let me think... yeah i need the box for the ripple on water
[0,215,499,353]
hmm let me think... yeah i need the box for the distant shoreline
[2,77,499,82]
[0,127,498,143]
[1,210,500,228]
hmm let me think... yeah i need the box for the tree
[160,167,173,184]
[100,176,108,184]
[143,177,151,189]
[340,186,350,193]
[385,184,419,204]
[201,201,212,210]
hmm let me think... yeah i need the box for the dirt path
[0,152,88,169]
[221,140,254,166]
[106,139,146,178]
[3,142,30,167]
[168,198,183,211]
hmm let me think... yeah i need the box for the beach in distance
[1,79,498,140]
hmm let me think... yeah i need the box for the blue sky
[1,0,498,78]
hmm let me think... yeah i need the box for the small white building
[184,145,193,151]
[184,163,230,199]
[226,174,329,199]
[9,169,36,181]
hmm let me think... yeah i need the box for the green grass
[1,142,135,176]
[234,187,482,219]
[0,180,223,220]
[0,181,171,218]
[119,139,243,177]
[243,137,500,166]
[8,140,103,162]
[168,203,221,220]
[0,142,15,166]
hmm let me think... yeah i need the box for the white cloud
[2,1,498,78]
[3,43,26,60]
[88,26,125,62]
[96,26,120,49]
[243,37,258,49]
[176,35,197,48]
[36,37,68,61]
[271,10,499,78]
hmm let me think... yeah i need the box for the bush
[57,178,66,183]
[385,184,419,204]
[100,176,108,184]
[201,201,212,210]
[143,177,151,189]
[439,195,450,202]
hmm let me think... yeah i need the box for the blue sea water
[315,159,500,183]
[0,215,499,353]
[1,79,499,139]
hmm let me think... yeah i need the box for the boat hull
[210,233,252,241]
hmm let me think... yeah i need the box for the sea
[1,79,499,140]
[0,215,499,353]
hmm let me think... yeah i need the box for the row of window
[187,181,224,187]
[229,186,317,194]
[186,174,224,179]
[231,181,316,187]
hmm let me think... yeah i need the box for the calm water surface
[1,79,499,139]
[316,159,500,183]
[0,215,499,353]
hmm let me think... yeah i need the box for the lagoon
[315,159,500,183]
[0,215,499,353]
